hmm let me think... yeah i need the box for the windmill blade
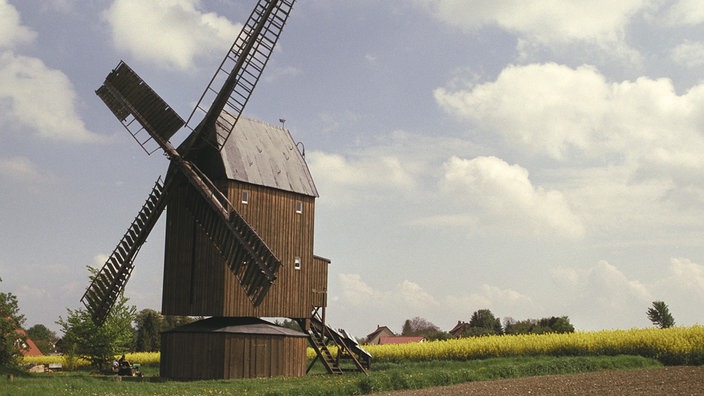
[175,167,281,305]
[96,61,184,155]
[183,0,295,151]
[81,177,169,325]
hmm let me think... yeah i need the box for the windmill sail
[179,179,279,305]
[81,177,168,325]
[96,61,184,155]
[184,0,295,151]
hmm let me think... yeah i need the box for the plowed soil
[375,366,704,395]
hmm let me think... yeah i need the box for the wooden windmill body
[82,0,369,380]
[162,117,325,320]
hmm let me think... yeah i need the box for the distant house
[378,336,424,345]
[449,321,471,338]
[364,325,425,345]
[16,329,43,357]
[365,325,395,345]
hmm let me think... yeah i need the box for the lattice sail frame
[96,61,184,155]
[184,0,294,151]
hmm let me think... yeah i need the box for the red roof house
[365,325,396,345]
[449,321,471,338]
[378,336,424,345]
[16,329,43,357]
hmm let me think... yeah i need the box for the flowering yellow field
[24,326,704,368]
[23,352,160,368]
[357,325,704,365]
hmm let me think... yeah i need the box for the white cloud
[334,273,540,334]
[435,63,704,177]
[263,65,301,84]
[15,284,50,301]
[338,273,437,309]
[334,273,542,333]
[438,156,584,238]
[550,260,652,329]
[663,258,704,298]
[444,284,537,315]
[103,0,242,71]
[0,156,43,182]
[671,41,704,68]
[551,258,704,329]
[308,150,417,204]
[664,0,704,26]
[0,52,104,143]
[93,254,109,267]
[416,0,644,48]
[0,0,36,50]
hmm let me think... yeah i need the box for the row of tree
[400,302,676,341]
[399,309,575,340]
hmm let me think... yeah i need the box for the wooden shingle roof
[217,117,318,197]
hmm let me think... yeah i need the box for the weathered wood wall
[162,180,328,318]
[311,255,330,308]
[160,332,307,380]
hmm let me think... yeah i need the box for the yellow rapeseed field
[359,325,704,364]
[23,352,160,368]
[24,326,704,368]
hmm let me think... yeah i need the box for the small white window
[295,201,303,214]
[294,257,301,270]
[241,191,249,204]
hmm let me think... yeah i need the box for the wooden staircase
[295,309,371,375]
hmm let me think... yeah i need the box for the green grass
[1,355,661,396]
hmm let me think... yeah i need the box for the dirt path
[374,366,704,395]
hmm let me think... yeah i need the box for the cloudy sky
[2,0,704,338]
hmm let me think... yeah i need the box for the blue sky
[2,0,704,338]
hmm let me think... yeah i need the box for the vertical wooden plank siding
[161,332,307,379]
[225,182,315,318]
[311,256,330,308]
[162,180,329,318]
[162,182,226,315]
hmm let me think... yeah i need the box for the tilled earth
[374,366,704,395]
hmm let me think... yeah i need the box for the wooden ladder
[296,310,371,375]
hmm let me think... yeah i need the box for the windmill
[81,0,370,380]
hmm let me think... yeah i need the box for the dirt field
[375,366,704,395]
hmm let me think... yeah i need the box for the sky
[2,0,704,339]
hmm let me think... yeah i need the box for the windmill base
[160,317,308,380]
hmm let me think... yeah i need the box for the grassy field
[9,326,702,395]
[4,355,661,396]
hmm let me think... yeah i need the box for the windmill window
[241,191,249,204]
[295,201,303,214]
[294,257,301,270]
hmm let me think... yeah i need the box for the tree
[57,267,136,371]
[537,316,574,333]
[0,278,26,369]
[134,309,163,352]
[463,309,503,336]
[647,301,675,329]
[503,317,536,335]
[274,319,302,331]
[161,315,196,332]
[504,316,575,335]
[27,324,58,355]
[400,317,440,337]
